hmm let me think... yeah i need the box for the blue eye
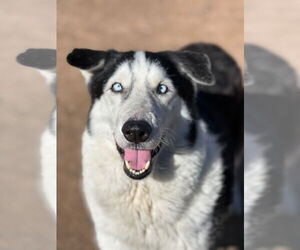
[157,84,168,95]
[111,82,123,93]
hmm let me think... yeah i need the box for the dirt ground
[57,0,243,249]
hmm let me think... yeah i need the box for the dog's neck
[82,121,223,250]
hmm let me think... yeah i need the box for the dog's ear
[166,51,215,86]
[67,49,109,83]
[67,49,107,70]
[16,49,56,93]
[16,48,56,70]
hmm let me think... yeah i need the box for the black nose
[122,120,152,143]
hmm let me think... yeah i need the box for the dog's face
[67,49,214,179]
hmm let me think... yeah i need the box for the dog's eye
[111,82,123,93]
[156,84,168,95]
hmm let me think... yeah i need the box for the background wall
[57,0,243,249]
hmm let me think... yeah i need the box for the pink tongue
[124,149,151,170]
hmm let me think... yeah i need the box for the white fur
[244,133,269,248]
[40,111,57,215]
[82,124,222,250]
[81,52,224,250]
[79,59,105,83]
[39,70,56,216]
[38,69,56,87]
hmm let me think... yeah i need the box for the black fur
[187,121,197,146]
[145,51,199,119]
[88,51,134,100]
[17,48,56,70]
[181,43,243,248]
[67,49,106,70]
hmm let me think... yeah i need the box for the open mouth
[116,144,161,180]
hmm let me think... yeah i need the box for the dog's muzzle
[117,119,161,180]
[116,142,161,180]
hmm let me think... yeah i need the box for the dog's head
[67,49,214,179]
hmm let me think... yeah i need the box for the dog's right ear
[67,49,107,70]
[17,48,56,70]
[67,49,108,83]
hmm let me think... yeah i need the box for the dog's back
[182,43,244,248]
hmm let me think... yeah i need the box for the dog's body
[17,49,57,215]
[244,44,300,248]
[67,43,243,249]
[82,124,223,250]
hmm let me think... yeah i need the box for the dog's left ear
[165,51,215,86]
[67,48,112,83]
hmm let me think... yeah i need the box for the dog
[244,44,300,248]
[67,42,243,250]
[16,49,56,216]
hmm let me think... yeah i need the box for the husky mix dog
[67,43,243,250]
[244,44,300,248]
[17,49,57,215]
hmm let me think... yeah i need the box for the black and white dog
[244,44,300,249]
[16,49,56,216]
[67,43,243,250]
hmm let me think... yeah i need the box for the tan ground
[57,0,243,249]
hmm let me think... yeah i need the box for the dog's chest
[100,182,186,248]
[113,183,178,228]
[120,183,156,224]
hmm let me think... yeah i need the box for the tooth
[145,161,150,169]
[125,161,131,169]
